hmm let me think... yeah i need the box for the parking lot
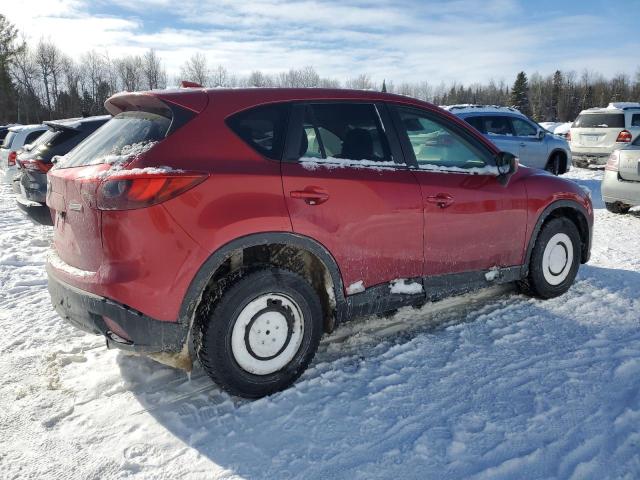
[1,166,639,479]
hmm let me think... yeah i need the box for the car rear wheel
[195,268,323,398]
[519,217,581,299]
[605,202,631,214]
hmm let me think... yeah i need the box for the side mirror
[495,151,518,186]
[537,129,545,140]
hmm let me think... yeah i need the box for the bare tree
[345,74,373,90]
[35,39,63,117]
[180,52,209,86]
[211,64,228,87]
[115,54,143,92]
[142,49,166,90]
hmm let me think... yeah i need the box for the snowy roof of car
[580,102,640,114]
[441,104,524,115]
[8,124,47,132]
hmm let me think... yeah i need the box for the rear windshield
[2,131,16,148]
[58,111,170,168]
[573,113,624,128]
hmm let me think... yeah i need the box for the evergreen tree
[0,14,22,123]
[551,70,562,121]
[381,79,387,93]
[510,71,531,116]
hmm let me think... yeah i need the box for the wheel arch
[524,200,592,273]
[177,232,346,336]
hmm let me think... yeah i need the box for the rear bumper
[47,267,187,353]
[602,170,640,206]
[15,195,54,226]
[571,153,610,166]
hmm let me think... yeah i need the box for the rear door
[510,116,548,169]
[391,105,528,276]
[281,102,424,292]
[47,111,172,272]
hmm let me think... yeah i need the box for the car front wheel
[519,217,581,299]
[196,268,323,398]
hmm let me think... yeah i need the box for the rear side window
[59,111,170,168]
[465,116,486,133]
[2,131,16,148]
[227,104,289,160]
[631,114,640,127]
[573,113,624,128]
[485,116,514,136]
[299,103,391,162]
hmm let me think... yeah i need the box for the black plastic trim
[48,269,186,353]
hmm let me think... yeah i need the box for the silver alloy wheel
[541,232,573,286]
[230,293,304,375]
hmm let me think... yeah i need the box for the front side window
[59,111,170,168]
[511,118,538,137]
[465,116,487,134]
[395,107,491,171]
[227,103,289,160]
[484,116,514,136]
[298,103,392,163]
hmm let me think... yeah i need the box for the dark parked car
[46,88,593,398]
[14,116,109,225]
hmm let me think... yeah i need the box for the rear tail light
[8,151,16,166]
[616,130,632,143]
[93,172,207,210]
[20,158,52,173]
[605,151,619,172]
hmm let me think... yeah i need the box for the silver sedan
[602,137,640,214]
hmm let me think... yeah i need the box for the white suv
[0,124,48,179]
[570,102,640,167]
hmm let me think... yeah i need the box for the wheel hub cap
[231,293,304,375]
[542,232,573,286]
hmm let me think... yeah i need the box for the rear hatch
[617,145,640,182]
[571,112,625,149]
[47,90,206,274]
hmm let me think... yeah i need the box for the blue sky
[4,0,640,85]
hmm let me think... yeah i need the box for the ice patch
[485,267,500,281]
[346,280,365,295]
[389,279,423,295]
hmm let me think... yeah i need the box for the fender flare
[176,232,346,329]
[523,199,592,272]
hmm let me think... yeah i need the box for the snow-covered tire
[519,217,581,299]
[605,202,631,215]
[196,268,323,398]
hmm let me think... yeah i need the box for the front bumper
[602,170,640,207]
[47,268,187,353]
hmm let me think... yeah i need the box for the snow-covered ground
[1,168,639,479]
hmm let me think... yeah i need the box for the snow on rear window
[56,111,170,168]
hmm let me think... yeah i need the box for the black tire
[195,268,323,398]
[519,217,581,299]
[605,202,631,215]
[544,153,561,176]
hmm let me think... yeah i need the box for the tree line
[0,14,639,125]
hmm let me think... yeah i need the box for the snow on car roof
[8,124,46,132]
[442,104,524,115]
[581,102,640,114]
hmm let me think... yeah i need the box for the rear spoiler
[44,120,81,132]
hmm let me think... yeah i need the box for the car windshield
[58,111,170,168]
[2,131,16,148]
[573,113,624,128]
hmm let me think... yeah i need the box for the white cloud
[2,0,637,86]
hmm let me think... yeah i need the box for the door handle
[290,189,329,205]
[519,142,527,147]
[426,193,454,208]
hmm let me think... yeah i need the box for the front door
[281,102,424,293]
[391,105,528,276]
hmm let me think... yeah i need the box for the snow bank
[389,278,424,294]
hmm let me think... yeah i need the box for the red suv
[46,88,593,398]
